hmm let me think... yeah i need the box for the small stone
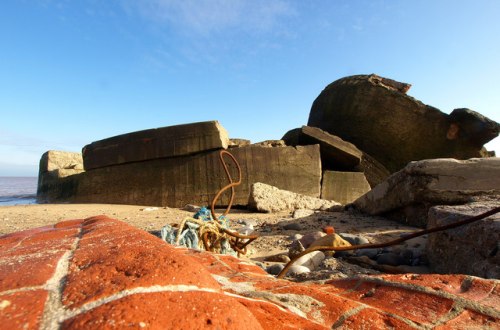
[183,204,201,212]
[376,253,408,266]
[289,233,303,241]
[288,239,305,258]
[264,254,291,263]
[299,231,325,248]
[338,233,370,245]
[282,222,302,231]
[141,207,159,212]
[238,218,258,227]
[356,248,380,259]
[294,251,326,271]
[139,322,147,328]
[292,209,315,219]
[287,265,311,276]
[323,226,335,235]
[266,264,285,275]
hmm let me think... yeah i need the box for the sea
[0,177,38,206]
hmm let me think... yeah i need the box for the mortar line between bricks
[330,305,366,329]
[268,283,427,329]
[60,285,222,322]
[430,302,465,328]
[327,294,428,330]
[40,229,82,330]
[0,285,45,296]
[222,291,328,328]
[357,276,500,319]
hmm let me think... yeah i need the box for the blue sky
[1,0,499,176]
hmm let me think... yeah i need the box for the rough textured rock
[282,126,390,187]
[321,171,371,205]
[82,121,230,170]
[229,138,251,148]
[427,201,500,279]
[308,74,499,172]
[248,182,341,213]
[353,158,500,227]
[3,216,498,329]
[39,145,322,208]
[37,151,84,203]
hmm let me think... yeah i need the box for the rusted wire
[208,150,259,256]
[277,206,500,279]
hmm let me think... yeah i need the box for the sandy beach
[0,203,427,267]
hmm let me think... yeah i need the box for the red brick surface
[1,216,499,330]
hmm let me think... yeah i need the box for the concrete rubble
[353,157,500,227]
[35,74,500,286]
[248,182,341,213]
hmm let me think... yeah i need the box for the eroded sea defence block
[282,126,390,187]
[426,201,500,279]
[82,121,230,170]
[308,74,500,172]
[46,145,321,208]
[321,171,371,205]
[37,151,84,203]
[352,158,500,227]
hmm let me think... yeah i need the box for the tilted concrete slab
[283,126,362,169]
[282,126,390,187]
[321,171,371,205]
[353,158,500,227]
[82,121,229,170]
[39,145,322,208]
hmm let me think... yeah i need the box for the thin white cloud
[122,0,296,36]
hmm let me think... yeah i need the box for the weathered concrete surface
[82,121,229,170]
[248,182,341,212]
[427,200,500,279]
[321,171,371,205]
[308,74,500,172]
[37,151,84,203]
[282,126,389,187]
[1,216,499,329]
[40,145,322,208]
[282,126,362,169]
[356,152,391,187]
[353,158,500,227]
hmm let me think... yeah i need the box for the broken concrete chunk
[353,158,500,227]
[321,171,371,205]
[228,138,251,148]
[39,150,83,173]
[308,74,499,172]
[248,182,341,213]
[82,120,230,170]
[282,126,389,187]
[282,126,362,169]
[37,151,85,203]
[426,200,500,279]
[39,145,322,208]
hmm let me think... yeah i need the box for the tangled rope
[171,150,258,256]
[277,206,500,279]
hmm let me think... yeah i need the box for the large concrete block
[426,200,500,279]
[282,126,389,187]
[353,158,500,227]
[308,74,499,172]
[82,121,229,170]
[42,145,322,208]
[37,151,84,203]
[321,171,371,205]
